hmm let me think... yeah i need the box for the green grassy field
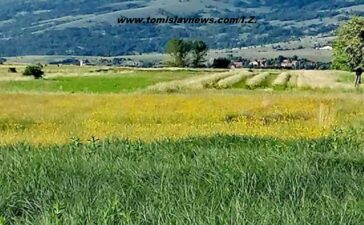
[0,65,364,224]
[0,65,359,93]
[1,132,364,225]
[0,70,201,93]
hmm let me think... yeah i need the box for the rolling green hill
[0,0,363,56]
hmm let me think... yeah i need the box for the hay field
[148,69,357,92]
[0,65,209,93]
[0,65,359,93]
[0,65,362,145]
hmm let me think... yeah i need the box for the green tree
[165,39,191,67]
[23,65,44,79]
[190,40,208,68]
[0,58,6,64]
[212,58,231,68]
[332,17,364,71]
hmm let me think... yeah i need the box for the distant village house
[281,59,298,69]
[316,46,333,51]
[230,61,243,69]
[248,58,267,68]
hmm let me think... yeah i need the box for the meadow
[0,92,364,145]
[0,65,358,93]
[0,65,364,224]
[0,66,205,93]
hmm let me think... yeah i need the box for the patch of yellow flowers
[0,93,363,145]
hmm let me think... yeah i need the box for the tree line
[165,16,363,71]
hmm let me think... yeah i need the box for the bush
[0,58,6,64]
[23,65,44,79]
[8,67,17,73]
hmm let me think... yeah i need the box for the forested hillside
[0,0,363,56]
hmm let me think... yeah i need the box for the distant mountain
[0,0,363,56]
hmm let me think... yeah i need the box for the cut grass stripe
[216,71,254,89]
[148,71,237,92]
[246,72,271,89]
[272,72,291,90]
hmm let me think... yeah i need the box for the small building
[281,59,298,69]
[318,46,333,51]
[248,58,267,68]
[230,61,243,69]
[249,60,259,67]
[78,59,93,66]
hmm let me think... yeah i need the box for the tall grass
[0,132,363,224]
[296,70,353,90]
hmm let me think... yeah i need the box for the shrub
[8,67,17,73]
[23,65,44,79]
[0,58,6,64]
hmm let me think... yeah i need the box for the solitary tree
[190,40,208,68]
[165,39,191,67]
[23,65,44,79]
[332,17,364,71]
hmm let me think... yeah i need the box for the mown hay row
[288,72,299,88]
[216,71,254,89]
[272,72,291,89]
[147,80,189,93]
[148,71,237,92]
[246,72,270,89]
[187,71,238,88]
